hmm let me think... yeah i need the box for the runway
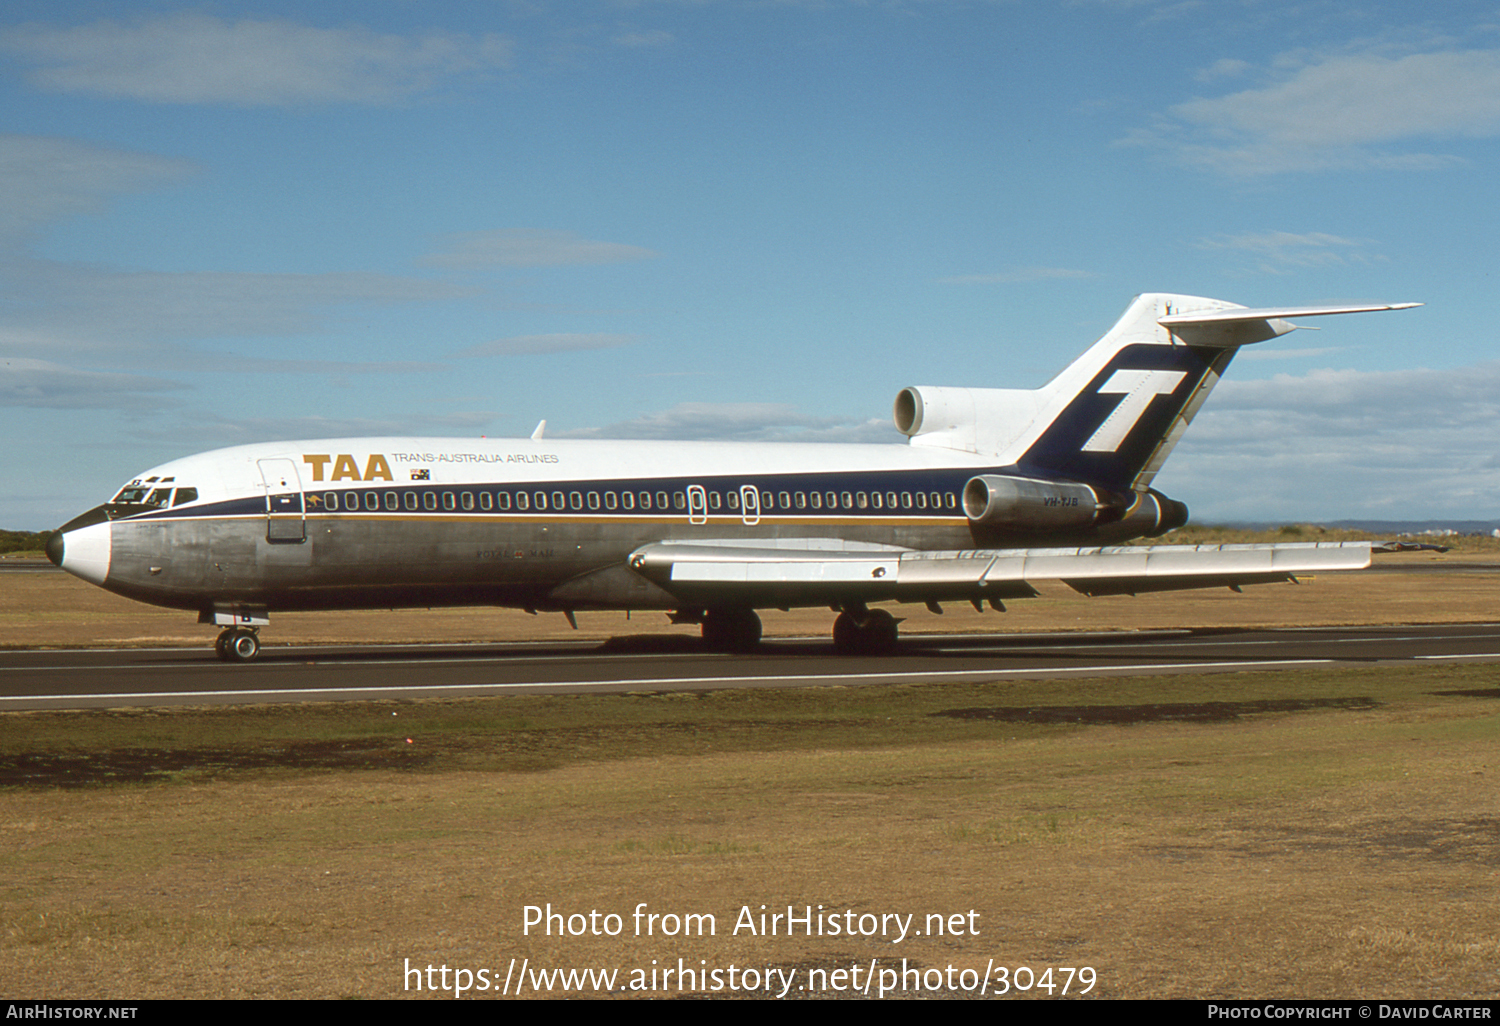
[5,622,1500,711]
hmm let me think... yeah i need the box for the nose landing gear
[202,607,269,662]
[215,627,261,662]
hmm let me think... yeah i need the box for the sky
[1,0,1496,531]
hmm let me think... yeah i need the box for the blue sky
[2,0,1496,530]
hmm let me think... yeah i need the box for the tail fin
[899,293,1418,495]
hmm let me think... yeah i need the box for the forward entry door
[258,458,305,543]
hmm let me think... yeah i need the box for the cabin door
[257,458,306,543]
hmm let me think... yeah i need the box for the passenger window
[916,493,927,509]
[727,491,739,510]
[405,492,418,511]
[604,491,617,510]
[552,491,566,511]
[461,492,474,511]
[656,491,669,510]
[674,492,686,510]
[795,492,806,509]
[620,491,634,510]
[385,492,399,511]
[443,492,456,511]
[810,492,821,510]
[365,492,379,511]
[840,492,852,509]
[479,492,492,511]
[856,492,868,509]
[497,492,512,511]
[708,492,721,510]
[424,491,438,511]
[570,491,583,510]
[324,492,339,511]
[534,492,548,511]
[639,492,651,510]
[516,492,529,511]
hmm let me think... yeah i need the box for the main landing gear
[700,607,763,652]
[686,604,902,655]
[832,607,900,656]
[214,626,261,662]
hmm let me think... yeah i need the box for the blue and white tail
[896,293,1418,495]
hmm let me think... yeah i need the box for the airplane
[46,293,1418,662]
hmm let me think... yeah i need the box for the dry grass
[3,542,1499,652]
[3,552,1499,999]
[2,664,1499,999]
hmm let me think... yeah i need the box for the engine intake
[962,474,1103,530]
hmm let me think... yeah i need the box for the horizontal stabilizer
[1152,300,1419,349]
[1158,302,1421,327]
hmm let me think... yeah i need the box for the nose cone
[50,520,112,586]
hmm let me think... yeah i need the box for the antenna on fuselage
[530,420,546,440]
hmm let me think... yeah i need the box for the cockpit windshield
[106,483,197,517]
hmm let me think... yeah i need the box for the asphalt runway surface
[4,622,1500,711]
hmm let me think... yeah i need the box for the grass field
[2,540,1498,999]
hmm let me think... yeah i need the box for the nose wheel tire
[215,627,261,662]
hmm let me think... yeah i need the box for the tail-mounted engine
[961,473,1189,539]
[961,474,1103,531]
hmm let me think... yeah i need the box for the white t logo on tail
[1080,369,1187,453]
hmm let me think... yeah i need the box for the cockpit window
[107,482,196,516]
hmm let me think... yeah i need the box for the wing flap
[627,540,1371,607]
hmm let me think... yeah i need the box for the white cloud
[613,30,674,48]
[1194,230,1380,274]
[0,14,513,107]
[559,402,901,443]
[0,259,474,345]
[451,333,636,357]
[0,135,195,241]
[136,410,501,449]
[1194,58,1251,83]
[1137,48,1500,175]
[937,267,1094,285]
[1166,362,1500,520]
[422,229,659,268]
[0,357,185,409]
[1237,347,1347,362]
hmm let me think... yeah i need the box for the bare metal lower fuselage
[99,508,983,616]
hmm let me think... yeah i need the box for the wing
[625,538,1371,608]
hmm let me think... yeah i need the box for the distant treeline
[1,530,54,555]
